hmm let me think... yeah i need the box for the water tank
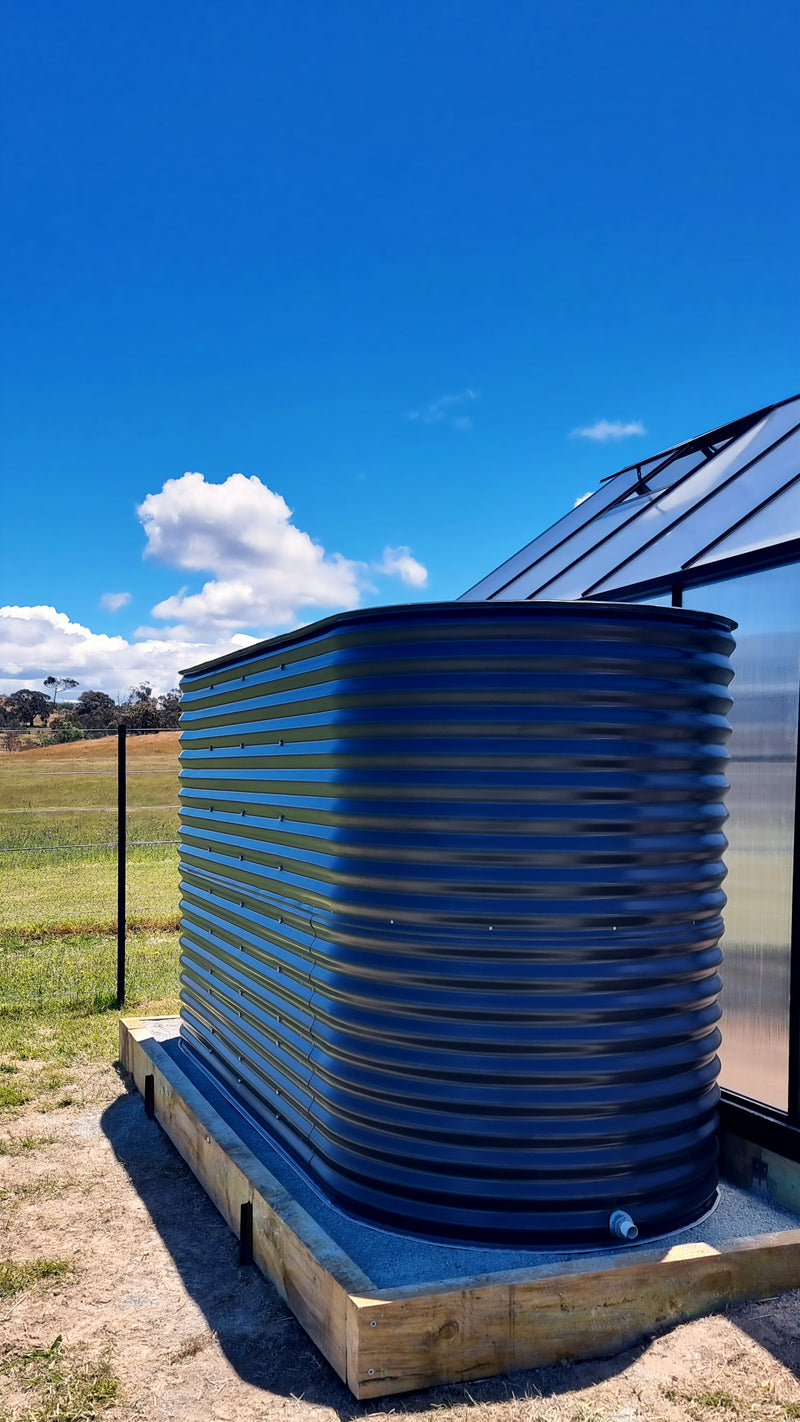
[178,601,735,1247]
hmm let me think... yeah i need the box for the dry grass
[1,1044,799,1420]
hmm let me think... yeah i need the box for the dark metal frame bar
[720,1095,800,1162]
[117,724,126,1006]
[787,668,800,1125]
[598,400,784,484]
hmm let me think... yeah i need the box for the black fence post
[117,723,127,1006]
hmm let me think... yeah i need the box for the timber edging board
[119,1017,800,1400]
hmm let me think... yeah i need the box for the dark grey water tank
[178,601,735,1247]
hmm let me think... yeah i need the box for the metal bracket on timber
[118,1018,800,1401]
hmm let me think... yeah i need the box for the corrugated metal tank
[178,601,735,1247]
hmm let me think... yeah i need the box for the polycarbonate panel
[694,465,800,568]
[531,419,778,599]
[684,565,800,1111]
[529,406,796,602]
[589,407,800,598]
[460,455,667,600]
[490,499,649,602]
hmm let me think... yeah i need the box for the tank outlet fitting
[609,1209,639,1241]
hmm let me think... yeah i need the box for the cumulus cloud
[139,471,379,637]
[99,591,131,613]
[374,546,428,588]
[573,492,594,507]
[0,471,429,696]
[0,604,246,697]
[570,419,646,442]
[407,390,477,431]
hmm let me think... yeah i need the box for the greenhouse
[462,394,800,1154]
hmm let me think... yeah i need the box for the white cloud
[573,492,594,507]
[374,546,428,588]
[100,591,131,613]
[407,390,477,430]
[0,471,429,696]
[569,419,646,442]
[0,604,243,697]
[139,471,371,637]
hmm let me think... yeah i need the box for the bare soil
[1,1060,799,1422]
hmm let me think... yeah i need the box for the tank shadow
[101,1082,799,1414]
[729,1292,800,1381]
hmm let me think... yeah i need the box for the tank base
[119,1016,800,1400]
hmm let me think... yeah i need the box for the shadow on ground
[101,1083,800,1417]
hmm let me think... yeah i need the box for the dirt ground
[2,1060,800,1422]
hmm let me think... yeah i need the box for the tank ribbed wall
[177,601,735,1246]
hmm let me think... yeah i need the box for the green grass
[0,807,178,849]
[664,1390,741,1413]
[0,1333,120,1421]
[0,1259,73,1300]
[0,929,180,1014]
[0,848,180,935]
[0,1135,55,1155]
[0,998,141,1075]
[0,733,181,944]
[0,924,180,1083]
[0,1079,33,1107]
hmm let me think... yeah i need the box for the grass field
[0,732,180,934]
[0,733,182,1010]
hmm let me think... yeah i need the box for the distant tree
[120,682,160,729]
[6,689,52,726]
[49,714,85,743]
[75,689,117,730]
[43,676,79,704]
[157,689,182,728]
[119,683,182,730]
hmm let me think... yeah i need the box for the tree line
[0,679,181,747]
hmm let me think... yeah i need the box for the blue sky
[1,0,798,696]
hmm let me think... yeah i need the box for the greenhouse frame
[462,394,800,1157]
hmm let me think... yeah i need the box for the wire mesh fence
[0,727,181,1010]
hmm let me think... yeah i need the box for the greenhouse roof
[461,394,800,602]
